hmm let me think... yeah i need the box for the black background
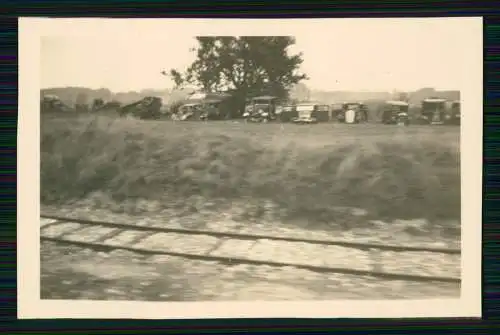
[2,0,497,333]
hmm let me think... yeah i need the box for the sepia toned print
[18,17,482,319]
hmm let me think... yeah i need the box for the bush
[41,115,460,223]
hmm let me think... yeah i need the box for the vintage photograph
[34,18,471,307]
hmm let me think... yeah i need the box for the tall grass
[41,115,460,224]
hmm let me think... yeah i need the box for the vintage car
[243,95,279,123]
[277,104,298,122]
[199,99,226,120]
[102,101,122,110]
[174,102,202,120]
[336,102,368,123]
[292,103,319,124]
[119,96,163,120]
[40,94,74,113]
[444,100,461,125]
[292,103,331,124]
[381,100,410,126]
[91,98,105,111]
[419,97,447,125]
[178,91,237,120]
[90,99,122,113]
[312,104,331,122]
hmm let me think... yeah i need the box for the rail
[40,214,461,254]
[40,214,461,284]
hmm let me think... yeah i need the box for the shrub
[41,115,460,223]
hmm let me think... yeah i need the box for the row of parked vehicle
[381,98,461,126]
[241,96,370,124]
[198,95,460,126]
[41,92,461,126]
[245,96,461,126]
[172,92,460,126]
[172,94,370,124]
[40,94,164,119]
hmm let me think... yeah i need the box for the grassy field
[41,114,460,234]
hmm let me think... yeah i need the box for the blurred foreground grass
[41,114,460,233]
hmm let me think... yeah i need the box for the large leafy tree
[168,36,308,101]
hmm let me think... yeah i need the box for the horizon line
[40,85,461,94]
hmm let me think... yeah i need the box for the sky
[39,18,480,93]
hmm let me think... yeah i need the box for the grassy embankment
[41,114,460,234]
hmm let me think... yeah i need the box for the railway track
[40,214,461,284]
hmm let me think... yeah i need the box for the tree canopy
[169,36,308,100]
